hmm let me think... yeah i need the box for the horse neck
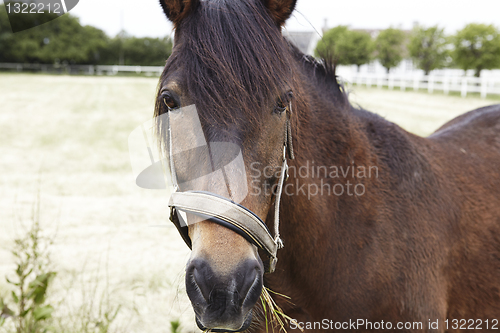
[266,73,385,287]
[290,81,375,183]
[269,68,433,298]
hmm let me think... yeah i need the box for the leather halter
[168,106,294,273]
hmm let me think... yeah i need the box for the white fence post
[428,76,434,93]
[481,78,487,99]
[461,77,468,97]
[413,76,419,91]
[443,77,449,95]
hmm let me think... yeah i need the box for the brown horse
[154,0,500,331]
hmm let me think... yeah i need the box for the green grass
[0,74,194,333]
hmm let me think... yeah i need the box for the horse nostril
[186,259,213,302]
[239,266,258,295]
[239,262,263,308]
[186,258,264,321]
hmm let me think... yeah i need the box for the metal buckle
[269,256,278,273]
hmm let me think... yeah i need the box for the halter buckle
[269,256,278,273]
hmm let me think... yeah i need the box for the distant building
[351,28,381,39]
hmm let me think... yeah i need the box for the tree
[99,34,173,66]
[35,14,110,64]
[408,25,448,75]
[315,25,348,62]
[453,23,500,77]
[315,26,373,69]
[0,3,172,65]
[0,4,109,64]
[375,28,406,73]
[122,36,172,66]
[0,4,58,62]
[341,30,373,71]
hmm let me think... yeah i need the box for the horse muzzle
[185,258,263,332]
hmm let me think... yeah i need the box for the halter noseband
[168,104,294,273]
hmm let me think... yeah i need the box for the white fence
[341,73,500,99]
[0,63,164,76]
[94,65,164,76]
[2,63,500,98]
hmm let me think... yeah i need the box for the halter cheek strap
[168,103,294,273]
[273,106,294,251]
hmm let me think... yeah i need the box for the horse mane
[290,46,349,108]
[156,0,296,131]
[155,0,353,126]
[154,0,355,159]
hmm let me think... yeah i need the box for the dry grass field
[0,73,497,333]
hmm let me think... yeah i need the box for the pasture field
[0,73,497,333]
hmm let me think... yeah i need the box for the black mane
[156,0,350,123]
[157,0,295,125]
[290,46,348,108]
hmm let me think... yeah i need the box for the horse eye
[274,101,287,114]
[274,91,293,114]
[162,92,180,111]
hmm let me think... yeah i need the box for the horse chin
[195,312,253,332]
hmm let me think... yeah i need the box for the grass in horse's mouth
[260,287,302,333]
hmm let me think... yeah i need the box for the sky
[67,0,500,38]
[3,0,500,38]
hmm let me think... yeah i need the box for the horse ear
[261,0,297,26]
[160,0,199,26]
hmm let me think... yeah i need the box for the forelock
[160,0,295,126]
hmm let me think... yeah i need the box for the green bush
[375,27,406,73]
[0,192,56,333]
[453,23,500,77]
[408,25,449,75]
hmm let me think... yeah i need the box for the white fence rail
[342,73,500,99]
[0,63,164,76]
[94,65,164,76]
[2,63,500,98]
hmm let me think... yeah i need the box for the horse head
[156,0,299,330]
